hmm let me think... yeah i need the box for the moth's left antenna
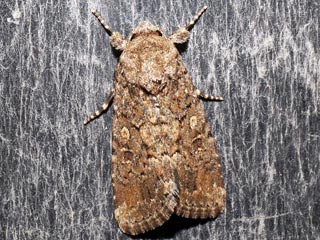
[91,9,127,51]
[91,9,113,36]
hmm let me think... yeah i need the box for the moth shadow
[111,47,122,58]
[133,215,210,239]
[175,41,189,54]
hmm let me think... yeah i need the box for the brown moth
[84,6,226,235]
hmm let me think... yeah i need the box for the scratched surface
[1,0,319,239]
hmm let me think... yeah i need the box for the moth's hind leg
[170,6,208,44]
[193,89,224,101]
[83,89,114,125]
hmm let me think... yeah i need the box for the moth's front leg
[83,89,115,125]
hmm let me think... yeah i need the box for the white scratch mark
[7,5,22,25]
[232,212,292,223]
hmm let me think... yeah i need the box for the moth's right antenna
[185,5,208,31]
[91,9,127,51]
[169,6,208,44]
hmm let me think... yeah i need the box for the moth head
[129,21,165,41]
[110,22,165,52]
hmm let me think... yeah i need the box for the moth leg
[194,89,224,101]
[83,89,115,125]
[170,6,208,44]
[91,9,127,51]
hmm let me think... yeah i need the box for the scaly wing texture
[174,74,226,218]
[112,81,179,235]
[112,34,225,235]
[158,55,226,219]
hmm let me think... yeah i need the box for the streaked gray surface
[1,0,319,239]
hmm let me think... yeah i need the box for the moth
[84,6,226,235]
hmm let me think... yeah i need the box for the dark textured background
[1,0,319,239]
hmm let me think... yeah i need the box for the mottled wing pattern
[173,74,226,218]
[111,34,225,235]
[152,51,226,219]
[87,6,225,236]
[112,35,179,235]
[112,83,179,235]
